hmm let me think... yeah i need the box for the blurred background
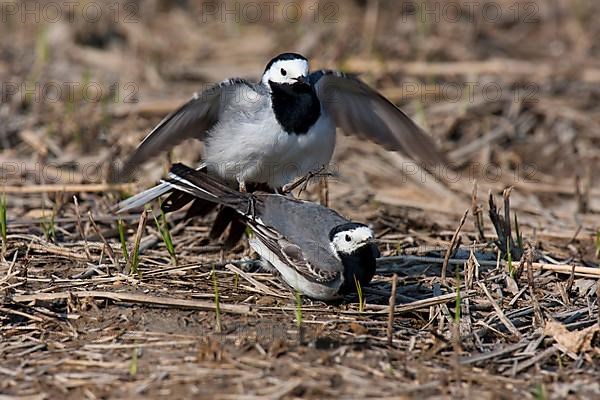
[2,2,600,397]
[0,0,598,232]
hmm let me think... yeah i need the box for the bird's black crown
[328,222,369,241]
[264,52,307,73]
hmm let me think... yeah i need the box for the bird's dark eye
[345,234,351,242]
[280,68,287,76]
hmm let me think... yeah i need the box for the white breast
[204,93,336,188]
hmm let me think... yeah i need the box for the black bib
[269,81,321,135]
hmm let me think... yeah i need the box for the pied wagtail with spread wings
[164,163,380,301]
[116,52,446,213]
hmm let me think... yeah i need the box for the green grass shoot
[295,289,303,330]
[595,229,600,259]
[415,0,430,44]
[514,213,524,252]
[295,289,303,345]
[212,266,222,333]
[40,208,56,242]
[556,352,563,370]
[534,383,547,400]
[129,348,139,376]
[354,275,364,312]
[117,219,129,263]
[152,208,177,265]
[506,239,514,279]
[25,26,50,107]
[35,25,50,68]
[128,209,149,279]
[233,273,239,291]
[130,235,141,278]
[0,193,7,257]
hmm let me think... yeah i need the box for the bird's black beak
[361,238,381,259]
[372,246,381,259]
[365,237,381,258]
[294,76,309,84]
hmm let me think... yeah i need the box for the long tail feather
[113,162,208,213]
[165,163,251,214]
[114,182,172,213]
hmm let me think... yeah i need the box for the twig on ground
[0,193,7,259]
[511,347,557,375]
[10,291,251,314]
[488,189,524,261]
[471,182,485,241]
[460,340,529,365]
[73,196,91,261]
[378,256,600,278]
[1,183,135,194]
[525,244,544,327]
[88,212,119,272]
[441,209,469,282]
[387,273,397,346]
[373,291,476,314]
[211,266,222,333]
[224,263,286,298]
[0,306,45,322]
[478,282,522,340]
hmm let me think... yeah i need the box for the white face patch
[331,226,374,255]
[261,59,309,86]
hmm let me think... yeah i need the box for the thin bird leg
[282,165,331,195]
[244,194,257,221]
[237,178,247,193]
[234,177,254,218]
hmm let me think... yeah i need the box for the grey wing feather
[256,196,347,277]
[311,70,448,172]
[114,79,251,182]
[251,223,340,284]
[259,195,348,246]
[280,242,339,283]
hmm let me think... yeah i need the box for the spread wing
[251,223,340,284]
[114,79,254,182]
[310,70,447,172]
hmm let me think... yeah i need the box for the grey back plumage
[256,194,349,273]
[114,79,261,182]
[164,163,348,278]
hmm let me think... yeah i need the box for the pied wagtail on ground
[164,163,380,301]
[116,52,446,213]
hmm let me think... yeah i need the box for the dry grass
[1,1,599,398]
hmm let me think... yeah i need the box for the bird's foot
[282,165,331,196]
